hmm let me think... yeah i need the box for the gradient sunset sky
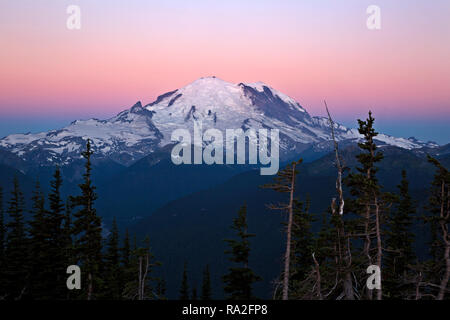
[1,0,449,143]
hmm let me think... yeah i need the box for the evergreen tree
[0,187,5,296]
[179,262,190,300]
[4,177,28,299]
[191,286,197,300]
[28,181,49,299]
[63,200,74,266]
[315,210,340,298]
[103,217,122,299]
[120,229,133,299]
[201,264,212,300]
[155,278,166,300]
[384,170,416,298]
[346,111,386,300]
[121,229,131,269]
[62,200,74,300]
[122,235,160,300]
[424,156,449,300]
[71,140,103,300]
[0,187,4,261]
[289,198,315,298]
[47,167,66,298]
[222,204,260,300]
[138,236,160,300]
[293,209,338,300]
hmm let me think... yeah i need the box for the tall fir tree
[122,235,160,300]
[191,286,197,300]
[121,229,131,270]
[155,278,167,300]
[294,209,339,300]
[47,167,66,298]
[120,229,133,299]
[138,236,161,300]
[63,200,74,266]
[289,198,315,299]
[103,217,122,299]
[71,140,103,300]
[424,156,449,300]
[201,264,212,300]
[222,204,260,300]
[28,181,49,299]
[384,170,416,298]
[4,177,28,300]
[179,261,190,300]
[63,200,74,299]
[0,187,5,297]
[138,236,160,300]
[346,111,386,300]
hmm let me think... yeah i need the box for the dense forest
[0,112,448,300]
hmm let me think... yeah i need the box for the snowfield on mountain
[0,77,438,167]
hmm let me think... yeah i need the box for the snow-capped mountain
[0,102,162,166]
[0,77,438,167]
[144,77,436,153]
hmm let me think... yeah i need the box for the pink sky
[0,0,449,137]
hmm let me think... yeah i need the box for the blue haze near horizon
[0,113,448,145]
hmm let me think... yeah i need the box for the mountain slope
[129,145,449,299]
[0,77,438,170]
[145,77,435,153]
[0,102,162,167]
[95,145,253,225]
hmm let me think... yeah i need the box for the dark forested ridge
[0,113,449,300]
[129,143,450,298]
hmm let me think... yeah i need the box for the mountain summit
[0,77,437,167]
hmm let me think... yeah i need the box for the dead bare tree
[138,256,143,300]
[325,101,355,300]
[264,159,302,300]
[325,101,344,216]
[312,252,323,300]
[138,254,150,300]
[374,200,383,300]
[87,272,93,301]
[415,271,423,300]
